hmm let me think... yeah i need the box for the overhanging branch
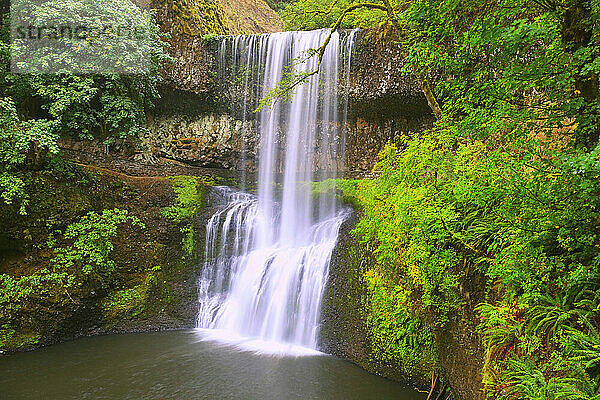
[258,0,442,121]
[256,2,387,112]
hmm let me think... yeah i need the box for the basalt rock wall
[144,29,434,176]
[322,212,486,400]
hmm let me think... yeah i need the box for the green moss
[172,0,229,36]
[332,237,438,383]
[162,176,207,222]
[310,178,363,209]
[201,32,221,45]
[0,325,41,350]
[180,225,196,257]
[101,267,162,323]
[147,269,180,313]
[102,285,147,322]
[162,176,207,259]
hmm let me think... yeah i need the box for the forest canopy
[0,0,169,213]
[289,0,600,398]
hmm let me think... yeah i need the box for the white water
[197,29,358,354]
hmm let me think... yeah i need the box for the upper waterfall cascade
[197,29,358,354]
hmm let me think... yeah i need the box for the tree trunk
[562,0,599,149]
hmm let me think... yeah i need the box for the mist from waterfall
[197,29,358,354]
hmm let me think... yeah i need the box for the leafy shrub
[201,33,221,45]
[0,0,171,214]
[0,97,58,214]
[162,176,206,258]
[10,0,165,74]
[52,208,145,283]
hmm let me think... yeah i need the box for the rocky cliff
[0,167,214,351]
[138,26,434,177]
[50,1,433,176]
[322,212,486,400]
[151,0,282,97]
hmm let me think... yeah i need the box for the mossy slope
[0,164,210,352]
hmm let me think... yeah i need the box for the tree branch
[256,2,387,111]
[381,0,442,120]
[258,0,443,121]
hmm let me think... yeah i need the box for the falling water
[197,29,358,353]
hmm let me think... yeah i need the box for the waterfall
[197,29,357,354]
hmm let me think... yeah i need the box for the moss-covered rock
[160,175,209,259]
[102,282,150,323]
[320,213,371,363]
[0,328,42,350]
[321,206,486,399]
[0,164,213,352]
[170,0,230,36]
[321,214,434,389]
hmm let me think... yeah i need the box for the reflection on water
[0,331,425,400]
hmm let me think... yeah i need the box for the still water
[0,331,425,400]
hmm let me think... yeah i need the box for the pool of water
[0,330,425,399]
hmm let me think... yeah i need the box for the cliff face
[323,213,486,400]
[139,27,434,176]
[151,0,282,96]
[0,168,213,352]
[344,29,434,175]
[56,1,432,175]
[142,113,258,170]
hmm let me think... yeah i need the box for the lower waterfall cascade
[196,29,358,354]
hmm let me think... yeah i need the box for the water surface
[1,331,425,400]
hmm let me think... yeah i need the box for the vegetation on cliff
[339,133,600,398]
[0,167,207,351]
[1,206,145,348]
[161,175,209,258]
[171,0,229,35]
[298,0,599,398]
[168,0,283,37]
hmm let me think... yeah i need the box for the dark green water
[0,331,425,400]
